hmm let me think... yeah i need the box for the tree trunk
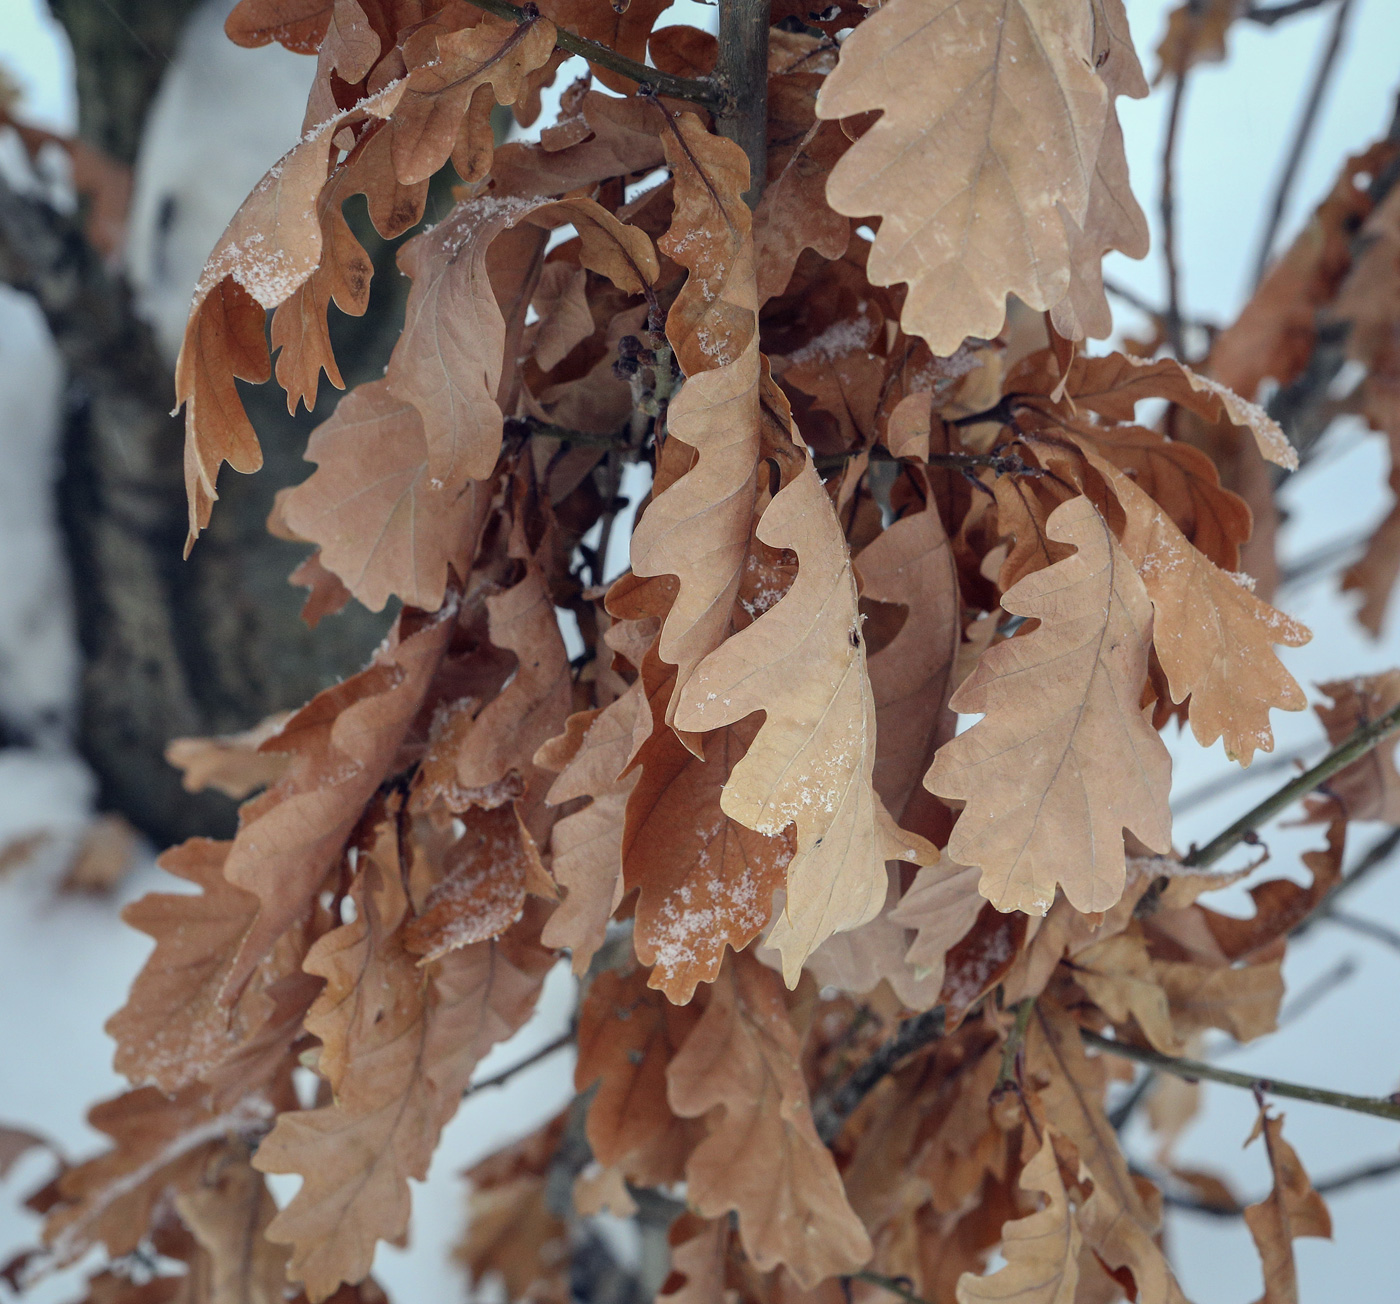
[36,0,394,844]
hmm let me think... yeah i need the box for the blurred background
[0,0,1396,1299]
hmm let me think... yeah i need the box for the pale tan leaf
[676,461,934,982]
[1028,1003,1188,1304]
[279,379,495,613]
[1243,1108,1331,1304]
[666,953,872,1287]
[955,1128,1079,1304]
[889,860,985,996]
[818,0,1111,353]
[630,115,762,708]
[1073,927,1181,1054]
[1073,445,1309,763]
[926,496,1173,916]
[166,712,294,800]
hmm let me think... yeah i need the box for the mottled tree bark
[24,0,394,843]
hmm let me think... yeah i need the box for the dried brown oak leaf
[676,459,934,982]
[630,116,764,712]
[1050,1,1149,342]
[106,840,264,1093]
[538,686,645,973]
[255,829,552,1300]
[221,602,456,1000]
[279,379,496,613]
[955,1127,1080,1304]
[817,0,1111,355]
[1066,352,1299,471]
[575,967,704,1187]
[402,802,552,963]
[1243,1107,1331,1304]
[1078,447,1308,764]
[391,12,557,186]
[385,191,656,503]
[860,470,961,831]
[1029,1003,1189,1304]
[176,81,407,543]
[174,1156,290,1304]
[166,712,293,800]
[626,651,792,1003]
[271,126,428,416]
[1304,671,1400,822]
[46,1089,276,1268]
[666,953,872,1287]
[927,495,1172,916]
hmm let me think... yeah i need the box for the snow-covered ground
[0,1,1397,1301]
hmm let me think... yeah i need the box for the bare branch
[1250,0,1356,287]
[1184,700,1400,867]
[1082,1030,1400,1123]
[814,1007,947,1143]
[458,0,726,110]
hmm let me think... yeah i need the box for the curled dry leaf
[166,712,293,800]
[574,967,703,1186]
[222,603,457,1000]
[666,953,873,1287]
[677,460,934,982]
[630,114,763,709]
[255,829,553,1301]
[955,1128,1079,1304]
[1304,672,1400,822]
[927,496,1173,916]
[1079,445,1309,763]
[1243,1107,1331,1304]
[1028,1002,1188,1304]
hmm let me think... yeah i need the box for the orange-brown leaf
[667,953,872,1287]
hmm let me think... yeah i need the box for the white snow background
[0,0,1397,1300]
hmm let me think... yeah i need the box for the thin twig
[814,1007,946,1143]
[1160,61,1191,358]
[463,1029,574,1098]
[998,999,1035,1086]
[504,414,635,450]
[1324,908,1400,955]
[1171,746,1309,816]
[1296,827,1400,937]
[1082,1030,1400,1123]
[852,1271,934,1304]
[1244,0,1342,26]
[458,0,726,110]
[1183,700,1400,868]
[1158,1150,1400,1218]
[1250,0,1356,287]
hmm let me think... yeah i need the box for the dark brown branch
[1157,1151,1400,1218]
[1296,827,1400,937]
[463,1028,574,1097]
[504,414,637,449]
[1250,0,1356,287]
[714,0,772,208]
[1244,0,1343,26]
[1267,96,1400,459]
[458,0,727,110]
[814,1007,946,1143]
[1160,61,1191,358]
[853,1272,934,1304]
